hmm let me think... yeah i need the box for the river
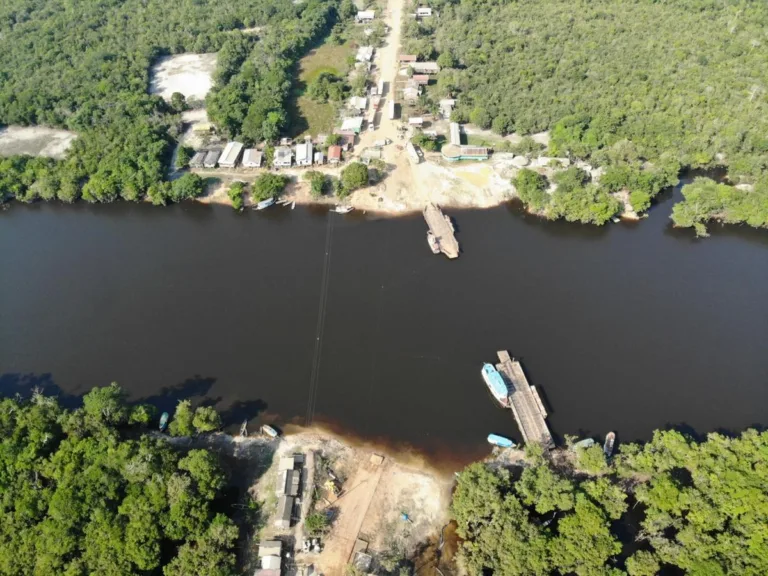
[1,185,767,467]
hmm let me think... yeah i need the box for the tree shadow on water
[135,375,218,414]
[0,372,81,408]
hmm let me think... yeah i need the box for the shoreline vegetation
[3,383,767,575]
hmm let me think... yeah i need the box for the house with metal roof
[412,74,429,85]
[410,61,440,74]
[356,10,375,22]
[356,46,374,62]
[242,149,263,168]
[203,149,221,168]
[295,141,313,167]
[189,150,207,168]
[218,141,244,168]
[341,117,364,134]
[399,54,417,63]
[314,151,324,165]
[328,145,342,164]
[275,495,293,529]
[450,122,461,146]
[276,469,300,497]
[258,541,282,557]
[416,6,433,17]
[274,146,292,168]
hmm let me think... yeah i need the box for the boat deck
[496,350,554,449]
[423,203,459,259]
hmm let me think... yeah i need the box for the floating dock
[423,203,459,259]
[496,350,554,449]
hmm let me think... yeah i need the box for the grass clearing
[288,39,353,138]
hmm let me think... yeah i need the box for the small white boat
[333,205,353,214]
[487,434,515,448]
[603,431,616,457]
[427,231,440,254]
[261,424,279,438]
[256,197,275,210]
[291,201,296,210]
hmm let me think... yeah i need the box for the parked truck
[388,99,396,120]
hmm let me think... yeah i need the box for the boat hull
[487,434,515,448]
[481,363,511,408]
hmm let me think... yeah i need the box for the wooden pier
[496,350,554,449]
[423,203,459,259]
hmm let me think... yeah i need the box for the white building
[356,46,374,63]
[295,141,313,167]
[450,122,461,146]
[349,96,368,111]
[416,7,432,17]
[388,100,396,120]
[408,117,424,127]
[218,141,244,168]
[314,151,325,165]
[274,146,292,168]
[439,98,456,118]
[356,10,375,22]
[242,148,263,168]
[341,116,364,134]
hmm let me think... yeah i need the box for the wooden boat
[603,431,616,457]
[255,197,275,210]
[487,434,515,448]
[158,412,169,432]
[261,424,279,438]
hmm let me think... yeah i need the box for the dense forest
[0,384,240,575]
[453,429,768,575]
[425,0,768,230]
[0,0,336,205]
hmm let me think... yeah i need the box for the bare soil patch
[149,53,218,102]
[0,126,77,159]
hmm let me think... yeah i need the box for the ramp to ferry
[423,203,459,258]
[496,350,554,448]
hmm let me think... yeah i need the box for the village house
[203,149,220,169]
[218,141,244,168]
[295,141,313,167]
[356,10,375,23]
[408,117,424,127]
[412,74,430,85]
[242,148,263,168]
[348,95,368,111]
[410,61,440,74]
[450,122,462,146]
[327,145,342,164]
[255,539,282,576]
[439,98,456,119]
[416,6,433,17]
[189,150,207,168]
[341,116,364,134]
[333,131,356,150]
[275,495,293,529]
[274,146,292,168]
[314,151,325,165]
[356,46,374,63]
[399,54,417,63]
[403,80,422,103]
[276,468,300,497]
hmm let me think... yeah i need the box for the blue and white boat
[481,363,510,407]
[487,434,515,448]
[255,197,275,210]
[158,412,169,432]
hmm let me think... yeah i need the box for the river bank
[183,426,456,575]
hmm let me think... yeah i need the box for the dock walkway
[423,203,459,258]
[496,350,554,448]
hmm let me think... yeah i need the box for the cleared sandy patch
[0,126,77,159]
[149,53,217,101]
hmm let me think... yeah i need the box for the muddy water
[1,184,767,468]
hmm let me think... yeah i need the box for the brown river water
[1,182,767,468]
